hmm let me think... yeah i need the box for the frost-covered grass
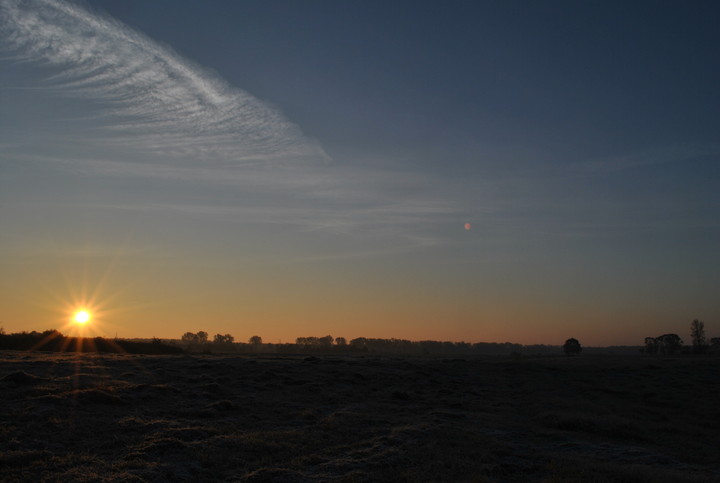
[1,352,718,481]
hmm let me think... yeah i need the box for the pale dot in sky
[464,222,471,231]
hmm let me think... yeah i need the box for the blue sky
[1,0,718,345]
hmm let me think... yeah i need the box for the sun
[73,310,91,324]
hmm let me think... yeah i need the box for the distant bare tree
[335,337,347,346]
[249,335,262,345]
[196,331,208,344]
[563,338,582,356]
[690,319,707,354]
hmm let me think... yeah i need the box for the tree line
[0,329,182,354]
[176,318,719,357]
[174,331,534,355]
[643,319,719,355]
[181,331,235,345]
[174,331,587,356]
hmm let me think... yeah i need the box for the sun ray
[29,329,63,352]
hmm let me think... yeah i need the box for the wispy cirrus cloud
[0,0,327,163]
[0,0,465,249]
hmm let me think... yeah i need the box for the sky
[1,0,719,346]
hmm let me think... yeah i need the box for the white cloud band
[0,0,327,163]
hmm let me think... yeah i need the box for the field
[1,351,719,481]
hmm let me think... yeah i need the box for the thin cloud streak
[0,0,327,163]
[573,145,720,175]
[6,150,461,243]
[71,196,458,244]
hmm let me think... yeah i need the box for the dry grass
[1,351,719,481]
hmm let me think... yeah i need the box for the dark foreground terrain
[1,351,718,482]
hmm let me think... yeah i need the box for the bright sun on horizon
[73,310,91,324]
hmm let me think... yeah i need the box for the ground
[1,351,719,481]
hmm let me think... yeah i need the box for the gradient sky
[1,0,719,345]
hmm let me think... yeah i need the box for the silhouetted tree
[349,337,368,351]
[196,331,208,344]
[335,337,347,346]
[318,335,334,349]
[690,319,707,354]
[294,336,313,349]
[181,332,198,343]
[644,337,659,354]
[563,338,582,356]
[214,333,234,344]
[656,333,683,355]
[249,335,262,345]
[710,337,720,353]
